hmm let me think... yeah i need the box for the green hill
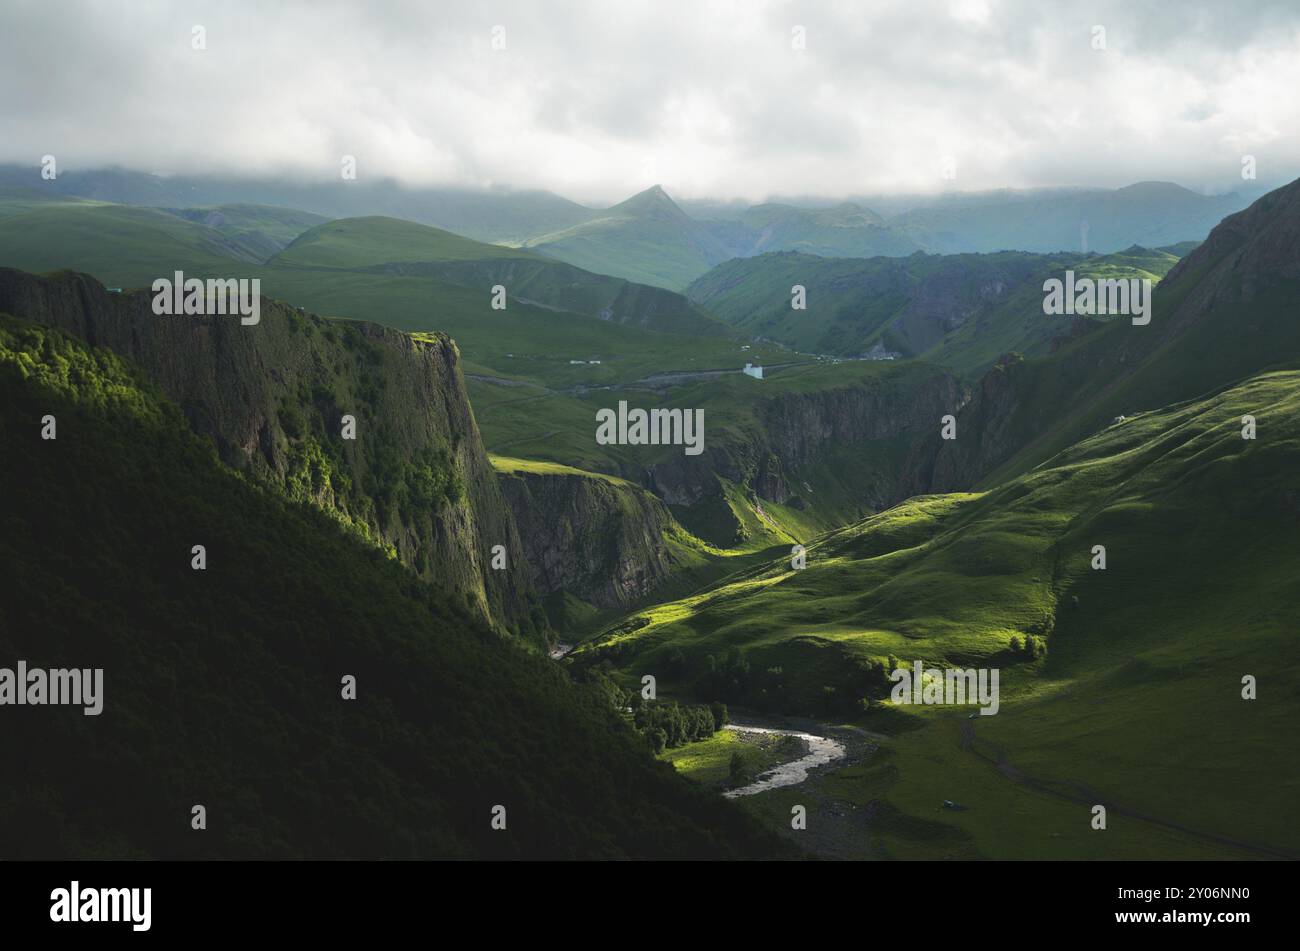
[576,368,1300,858]
[274,215,732,338]
[0,198,262,284]
[687,246,1181,374]
[35,200,950,555]
[274,215,536,268]
[0,186,110,221]
[0,312,786,860]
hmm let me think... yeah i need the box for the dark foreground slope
[0,315,785,859]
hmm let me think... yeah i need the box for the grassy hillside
[275,215,536,267]
[162,203,330,261]
[473,352,962,553]
[923,245,1181,375]
[0,313,787,860]
[0,186,111,220]
[0,198,262,282]
[576,368,1300,858]
[687,246,1181,374]
[275,216,732,337]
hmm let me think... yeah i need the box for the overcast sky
[3,0,1298,203]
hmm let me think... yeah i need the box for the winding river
[722,723,847,798]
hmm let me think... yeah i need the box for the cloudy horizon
[4,0,1299,204]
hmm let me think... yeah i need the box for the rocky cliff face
[497,468,679,610]
[644,365,967,519]
[0,267,531,633]
[926,353,1025,490]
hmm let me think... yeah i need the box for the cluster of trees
[1009,633,1047,659]
[695,649,754,702]
[575,667,729,754]
[631,698,729,754]
[693,648,903,717]
[663,638,1057,720]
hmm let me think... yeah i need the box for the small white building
[742,363,763,380]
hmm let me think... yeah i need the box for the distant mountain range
[887,181,1248,255]
[0,188,731,341]
[0,165,1256,289]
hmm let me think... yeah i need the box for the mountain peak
[1165,174,1300,286]
[611,184,689,220]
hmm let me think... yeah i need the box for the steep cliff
[642,364,967,537]
[494,459,682,611]
[0,267,532,634]
[924,352,1025,490]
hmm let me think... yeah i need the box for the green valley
[580,367,1300,858]
[2,166,1297,865]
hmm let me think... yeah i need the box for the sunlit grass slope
[578,369,1300,857]
[273,215,536,267]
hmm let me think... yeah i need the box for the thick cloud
[2,0,1297,202]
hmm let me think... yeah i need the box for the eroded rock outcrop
[497,466,679,610]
